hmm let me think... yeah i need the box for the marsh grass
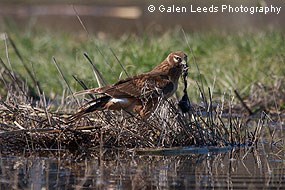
[0,57,261,156]
[0,28,284,101]
[0,86,254,156]
[0,28,284,156]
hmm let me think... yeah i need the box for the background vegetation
[1,25,284,103]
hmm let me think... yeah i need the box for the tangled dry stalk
[0,78,252,157]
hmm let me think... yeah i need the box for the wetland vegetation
[0,26,284,189]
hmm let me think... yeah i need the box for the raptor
[70,51,188,120]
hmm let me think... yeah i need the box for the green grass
[0,27,284,102]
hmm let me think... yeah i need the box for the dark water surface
[0,145,284,189]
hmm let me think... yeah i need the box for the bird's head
[151,51,188,77]
[166,51,189,79]
[167,51,188,71]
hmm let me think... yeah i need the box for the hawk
[70,51,188,120]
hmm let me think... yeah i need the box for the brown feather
[70,51,188,120]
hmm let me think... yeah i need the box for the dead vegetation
[0,92,254,156]
[0,41,284,157]
[0,62,271,157]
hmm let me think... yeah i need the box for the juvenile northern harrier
[70,51,188,120]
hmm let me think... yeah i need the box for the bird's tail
[68,96,111,122]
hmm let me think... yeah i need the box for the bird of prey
[70,51,188,120]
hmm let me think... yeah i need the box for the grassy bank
[0,28,284,102]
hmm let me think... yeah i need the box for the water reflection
[0,146,284,189]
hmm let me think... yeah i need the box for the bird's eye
[173,56,182,63]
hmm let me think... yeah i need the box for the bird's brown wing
[74,72,174,98]
[73,76,142,97]
[104,72,175,98]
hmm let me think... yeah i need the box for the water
[0,145,284,189]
